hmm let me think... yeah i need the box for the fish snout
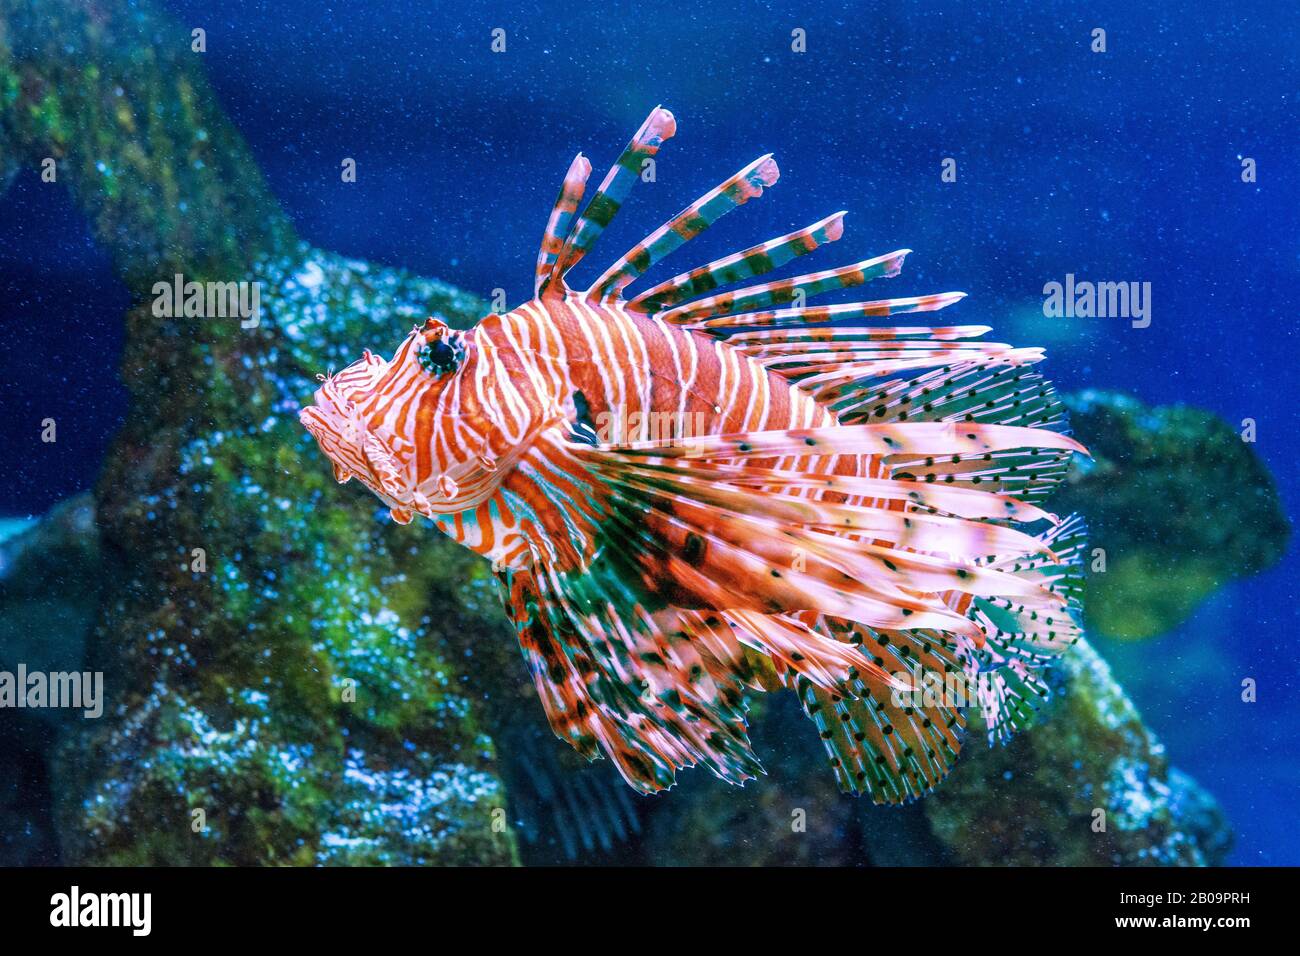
[299,388,369,487]
[298,404,324,435]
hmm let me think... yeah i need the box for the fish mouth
[299,353,517,516]
[299,367,390,489]
[298,375,351,444]
[297,403,328,438]
[300,389,361,482]
[299,381,485,515]
[298,404,353,482]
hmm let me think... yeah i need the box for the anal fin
[794,623,971,804]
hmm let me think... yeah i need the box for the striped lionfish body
[300,108,1088,802]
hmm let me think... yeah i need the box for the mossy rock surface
[52,245,515,866]
[0,0,295,281]
[925,641,1230,865]
[1058,391,1289,641]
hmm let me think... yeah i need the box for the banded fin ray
[683,292,970,331]
[590,474,989,641]
[587,419,1086,462]
[857,363,1078,505]
[626,211,847,315]
[583,457,1056,523]
[655,249,912,324]
[535,153,592,297]
[571,437,1076,627]
[547,107,678,291]
[586,154,781,300]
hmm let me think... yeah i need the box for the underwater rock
[0,16,14,197]
[2,0,515,864]
[607,640,1230,866]
[925,640,1231,866]
[0,0,296,284]
[44,243,518,866]
[632,693,940,867]
[0,493,102,694]
[0,494,102,866]
[1164,768,1233,865]
[1057,390,1289,641]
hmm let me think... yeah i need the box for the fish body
[301,108,1088,802]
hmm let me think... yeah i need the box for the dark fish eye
[418,335,464,376]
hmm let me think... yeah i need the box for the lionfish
[300,108,1087,803]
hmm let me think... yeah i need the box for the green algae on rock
[0,0,295,282]
[51,245,515,866]
[50,245,515,866]
[925,639,1230,866]
[1057,391,1289,641]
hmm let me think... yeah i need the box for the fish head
[300,316,511,522]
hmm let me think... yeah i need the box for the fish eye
[417,334,465,376]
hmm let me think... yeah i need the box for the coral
[1056,391,1289,640]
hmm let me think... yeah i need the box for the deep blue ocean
[1,0,1296,864]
